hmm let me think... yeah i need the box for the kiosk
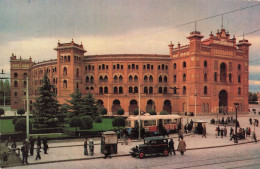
[194,120,207,134]
[101,131,118,154]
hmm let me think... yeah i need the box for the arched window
[102,64,105,69]
[86,76,89,83]
[164,87,167,94]
[76,68,79,77]
[147,64,150,69]
[63,67,67,76]
[114,86,118,94]
[158,87,162,94]
[134,86,138,93]
[166,65,168,70]
[173,75,177,82]
[64,56,67,62]
[162,64,165,70]
[23,81,26,87]
[99,76,103,81]
[129,75,133,82]
[144,75,148,82]
[134,75,138,82]
[159,76,162,82]
[104,75,108,82]
[158,65,160,70]
[214,72,217,82]
[238,64,241,71]
[183,73,186,82]
[229,73,232,82]
[114,75,118,82]
[14,81,18,87]
[204,73,207,81]
[63,80,67,88]
[68,55,70,62]
[86,87,89,90]
[183,62,186,68]
[53,78,56,84]
[143,65,146,69]
[104,86,108,93]
[119,75,123,82]
[204,86,207,94]
[88,65,91,70]
[132,64,135,69]
[149,87,153,94]
[76,82,79,89]
[129,86,133,93]
[183,86,186,94]
[204,61,207,67]
[23,73,27,78]
[99,87,103,94]
[90,76,94,83]
[174,63,177,69]
[238,87,241,95]
[238,75,241,83]
[106,65,108,69]
[119,86,123,94]
[149,75,153,82]
[164,76,167,83]
[144,87,148,94]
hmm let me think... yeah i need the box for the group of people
[215,125,228,138]
[83,138,95,156]
[249,118,259,127]
[169,137,187,156]
[20,136,49,164]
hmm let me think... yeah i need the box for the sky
[0,0,260,92]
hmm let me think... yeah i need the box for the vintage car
[130,137,169,159]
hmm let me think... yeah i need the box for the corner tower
[54,40,87,104]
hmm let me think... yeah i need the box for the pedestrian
[245,127,248,137]
[104,145,111,159]
[11,141,17,152]
[89,139,94,156]
[43,142,49,154]
[168,139,176,155]
[248,127,251,137]
[84,138,88,155]
[37,136,41,148]
[21,142,29,164]
[217,125,220,136]
[178,129,183,141]
[253,132,257,142]
[220,128,224,138]
[184,124,188,134]
[230,127,234,137]
[35,145,41,160]
[202,125,206,138]
[215,127,218,138]
[177,137,186,155]
[249,118,252,125]
[3,152,8,162]
[29,136,34,156]
[224,126,227,137]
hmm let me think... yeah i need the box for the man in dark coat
[37,136,41,148]
[43,137,48,154]
[168,139,176,155]
[29,136,34,156]
[230,127,234,137]
[21,142,29,164]
[217,125,220,136]
[202,125,206,138]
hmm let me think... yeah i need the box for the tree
[69,116,82,132]
[149,110,157,115]
[80,115,93,129]
[99,108,107,115]
[249,92,258,104]
[133,109,139,116]
[95,116,102,123]
[15,118,32,133]
[66,89,84,117]
[0,108,4,117]
[82,93,99,118]
[112,117,126,130]
[117,108,125,116]
[160,110,170,115]
[33,73,61,128]
[17,108,25,116]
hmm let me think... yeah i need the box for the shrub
[149,110,156,115]
[12,117,18,124]
[80,115,93,129]
[99,108,107,115]
[95,116,102,123]
[0,108,4,117]
[69,116,82,132]
[17,108,25,116]
[112,117,126,129]
[133,109,139,116]
[160,110,170,115]
[15,118,32,132]
[117,108,125,116]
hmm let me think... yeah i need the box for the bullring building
[10,28,251,116]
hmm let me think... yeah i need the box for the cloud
[249,65,260,73]
[249,80,260,85]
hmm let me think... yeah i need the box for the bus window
[144,120,156,126]
[126,121,131,127]
[164,119,177,124]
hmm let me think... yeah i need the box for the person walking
[217,125,220,136]
[230,127,234,137]
[43,142,49,154]
[177,137,186,155]
[35,145,41,160]
[202,125,206,138]
[178,129,183,141]
[248,127,251,137]
[89,139,94,156]
[224,126,227,137]
[249,118,252,125]
[215,127,218,138]
[37,136,41,148]
[29,137,34,156]
[21,142,29,165]
[168,139,176,155]
[84,138,88,155]
[220,128,224,138]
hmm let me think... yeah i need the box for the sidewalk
[1,115,259,168]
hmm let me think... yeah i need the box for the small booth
[101,131,118,154]
[194,120,207,134]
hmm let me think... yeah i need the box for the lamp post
[138,83,141,141]
[234,103,239,143]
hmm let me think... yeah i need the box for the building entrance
[219,90,228,114]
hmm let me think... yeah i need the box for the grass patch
[30,133,71,139]
[0,119,17,134]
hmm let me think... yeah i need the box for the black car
[130,137,169,159]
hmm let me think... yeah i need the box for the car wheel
[139,152,145,159]
[163,149,169,156]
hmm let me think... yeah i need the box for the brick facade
[10,29,250,115]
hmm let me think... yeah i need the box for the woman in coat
[177,137,186,155]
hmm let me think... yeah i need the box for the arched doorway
[129,99,138,115]
[219,90,228,114]
[146,99,155,113]
[163,100,172,113]
[220,63,227,82]
[112,99,121,115]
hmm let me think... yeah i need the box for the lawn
[0,119,17,134]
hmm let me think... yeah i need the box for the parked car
[130,137,169,159]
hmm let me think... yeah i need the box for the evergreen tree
[66,89,85,117]
[33,73,61,128]
[82,93,99,118]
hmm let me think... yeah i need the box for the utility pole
[138,83,141,141]
[26,75,30,140]
[0,70,7,114]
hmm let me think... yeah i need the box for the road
[10,142,260,169]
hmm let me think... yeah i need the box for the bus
[126,114,182,137]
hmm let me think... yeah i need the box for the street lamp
[234,103,239,143]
